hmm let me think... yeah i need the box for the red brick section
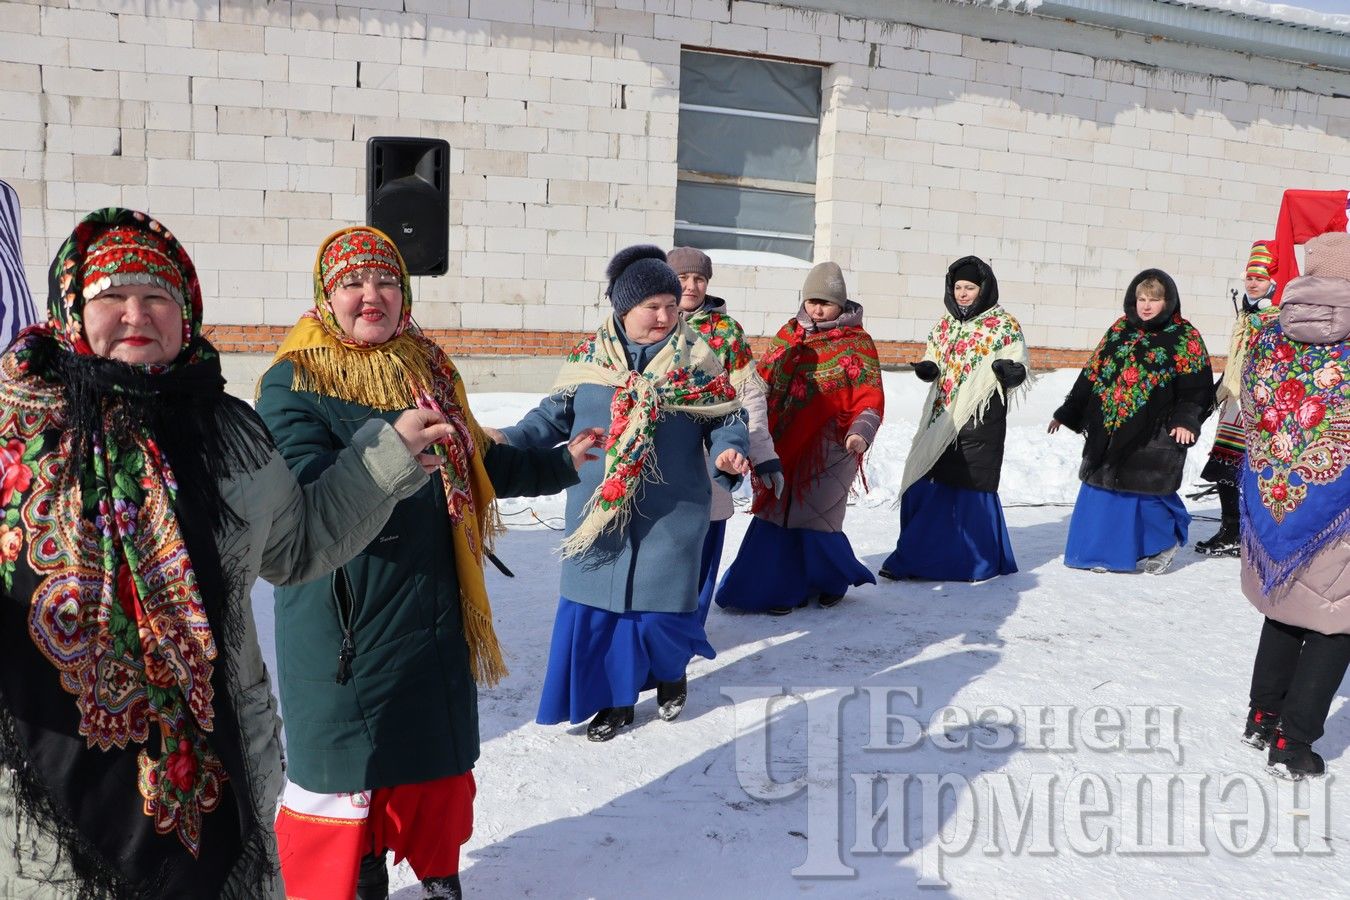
[203,324,1229,371]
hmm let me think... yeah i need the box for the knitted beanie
[667,246,712,279]
[951,260,983,286]
[319,227,403,297]
[79,226,187,307]
[801,261,848,305]
[1304,232,1350,281]
[1246,240,1277,278]
[605,244,681,314]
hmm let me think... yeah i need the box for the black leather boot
[1195,519,1239,557]
[1268,730,1326,780]
[1242,707,1278,750]
[422,873,463,899]
[587,705,635,742]
[657,676,688,721]
[356,849,389,900]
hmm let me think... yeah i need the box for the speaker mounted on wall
[366,136,450,277]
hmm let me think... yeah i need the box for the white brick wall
[3,0,1349,354]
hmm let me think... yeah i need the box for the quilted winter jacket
[0,420,427,898]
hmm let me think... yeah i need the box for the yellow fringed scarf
[269,313,509,686]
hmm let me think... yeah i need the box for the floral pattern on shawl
[686,308,754,377]
[925,307,1025,425]
[1083,314,1209,433]
[1241,325,1350,524]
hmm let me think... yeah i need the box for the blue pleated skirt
[695,518,727,626]
[881,478,1018,582]
[1063,482,1190,572]
[714,517,876,612]
[536,597,716,725]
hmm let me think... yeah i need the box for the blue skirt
[881,478,1018,582]
[536,597,716,725]
[695,519,727,626]
[1063,483,1191,572]
[714,517,876,612]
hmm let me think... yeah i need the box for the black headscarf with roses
[0,209,274,896]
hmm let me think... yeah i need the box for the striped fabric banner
[0,180,38,350]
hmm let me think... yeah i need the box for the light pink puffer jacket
[1242,236,1350,635]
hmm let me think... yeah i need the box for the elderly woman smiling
[0,209,445,898]
[256,226,587,900]
[499,245,750,742]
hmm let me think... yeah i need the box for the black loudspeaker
[366,137,450,276]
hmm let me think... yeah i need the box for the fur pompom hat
[605,244,682,315]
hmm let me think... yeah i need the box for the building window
[675,50,822,262]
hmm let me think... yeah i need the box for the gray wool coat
[500,319,749,614]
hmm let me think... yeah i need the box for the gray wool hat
[605,244,682,314]
[802,261,848,305]
[666,246,713,280]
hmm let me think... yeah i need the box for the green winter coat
[257,361,578,794]
[1,417,429,899]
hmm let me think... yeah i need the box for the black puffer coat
[1053,269,1213,496]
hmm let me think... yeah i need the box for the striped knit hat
[1246,240,1277,279]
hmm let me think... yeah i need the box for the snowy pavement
[254,370,1350,898]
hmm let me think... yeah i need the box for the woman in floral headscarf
[0,209,445,898]
[257,226,586,900]
[497,245,749,743]
[1237,231,1350,780]
[1050,269,1213,575]
[715,261,884,615]
[881,255,1029,582]
[1194,241,1280,557]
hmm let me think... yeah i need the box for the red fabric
[1271,189,1349,304]
[276,772,476,899]
[751,318,884,512]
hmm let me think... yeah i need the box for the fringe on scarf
[270,332,436,412]
[1241,502,1350,599]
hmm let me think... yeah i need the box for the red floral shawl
[753,313,883,509]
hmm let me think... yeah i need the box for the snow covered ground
[253,370,1350,898]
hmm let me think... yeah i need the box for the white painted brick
[709,22,767,53]
[467,0,534,26]
[216,160,285,190]
[264,27,335,58]
[0,33,69,67]
[195,133,265,162]
[360,8,428,39]
[41,7,116,39]
[120,73,191,103]
[193,77,263,107]
[46,124,122,155]
[289,56,356,87]
[264,81,333,113]
[594,7,654,37]
[217,50,289,81]
[150,156,221,186]
[43,67,120,100]
[146,46,219,77]
[534,0,593,30]
[460,303,524,329]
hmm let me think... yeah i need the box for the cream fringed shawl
[900,305,1031,493]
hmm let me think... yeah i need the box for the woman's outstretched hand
[844,434,869,454]
[1047,418,1062,434]
[1170,426,1196,445]
[568,427,606,470]
[715,449,751,476]
[393,408,454,474]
